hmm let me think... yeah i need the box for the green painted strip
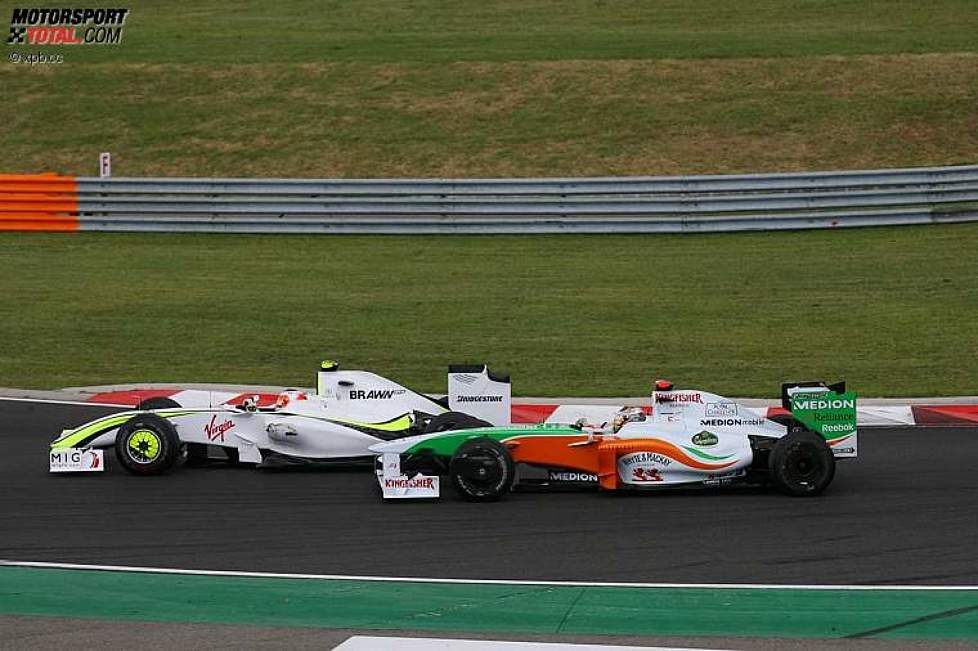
[0,568,976,640]
[406,425,580,456]
[680,445,735,461]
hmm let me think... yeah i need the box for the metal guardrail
[3,165,977,233]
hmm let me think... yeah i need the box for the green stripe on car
[405,425,580,456]
[681,446,736,461]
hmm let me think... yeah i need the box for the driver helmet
[654,378,674,392]
[275,389,309,409]
[613,406,646,432]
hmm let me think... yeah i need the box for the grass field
[2,225,976,397]
[2,1,976,177]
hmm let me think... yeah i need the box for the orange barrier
[0,174,79,232]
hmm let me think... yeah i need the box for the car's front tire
[449,437,515,502]
[768,430,835,496]
[115,414,181,475]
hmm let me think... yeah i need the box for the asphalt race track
[2,400,976,586]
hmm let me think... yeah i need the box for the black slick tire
[115,413,181,475]
[136,397,181,411]
[768,430,835,496]
[424,411,491,434]
[135,396,213,465]
[449,437,515,502]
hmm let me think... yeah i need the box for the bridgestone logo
[456,395,503,402]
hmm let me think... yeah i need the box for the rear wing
[783,381,857,458]
[313,359,511,426]
[780,380,847,410]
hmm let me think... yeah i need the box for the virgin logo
[204,415,235,442]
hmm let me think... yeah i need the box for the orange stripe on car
[503,434,737,492]
[506,435,603,473]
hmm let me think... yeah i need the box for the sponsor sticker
[382,453,401,476]
[618,451,673,483]
[383,476,437,490]
[821,422,853,433]
[619,451,672,467]
[705,401,737,417]
[699,418,766,427]
[350,388,407,400]
[50,448,103,472]
[790,390,857,440]
[380,474,440,499]
[548,470,598,482]
[204,414,235,442]
[703,470,744,486]
[691,430,719,447]
[630,467,663,482]
[656,392,703,404]
[792,395,855,411]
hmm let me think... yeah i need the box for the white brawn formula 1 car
[49,362,512,475]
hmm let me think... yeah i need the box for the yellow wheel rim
[127,429,161,464]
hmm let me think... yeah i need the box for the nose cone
[368,440,393,454]
[369,431,435,455]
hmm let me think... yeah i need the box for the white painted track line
[334,637,723,651]
[2,560,976,591]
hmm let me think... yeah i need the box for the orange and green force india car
[371,381,857,501]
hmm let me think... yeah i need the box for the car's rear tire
[115,414,181,475]
[424,411,491,434]
[769,430,835,496]
[449,437,515,502]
